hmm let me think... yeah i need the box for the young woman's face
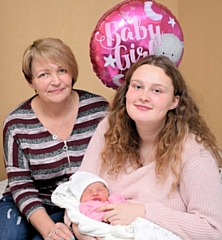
[126,64,179,127]
[29,57,73,104]
[80,182,109,203]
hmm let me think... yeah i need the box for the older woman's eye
[39,73,47,78]
[59,68,67,74]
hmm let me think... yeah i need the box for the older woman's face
[126,64,179,128]
[28,57,73,104]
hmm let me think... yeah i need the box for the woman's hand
[71,223,102,240]
[46,222,74,240]
[97,203,146,225]
[29,208,74,240]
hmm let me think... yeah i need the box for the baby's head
[69,171,109,203]
[80,181,109,203]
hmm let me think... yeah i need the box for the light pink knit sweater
[79,117,222,240]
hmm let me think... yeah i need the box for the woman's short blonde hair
[22,37,78,86]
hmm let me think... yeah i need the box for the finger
[53,223,74,240]
[103,209,117,223]
[59,225,73,236]
[57,229,74,240]
[109,219,121,226]
[44,237,52,240]
[103,214,114,223]
[55,222,71,231]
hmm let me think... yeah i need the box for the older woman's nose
[51,73,61,85]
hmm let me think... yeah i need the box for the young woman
[74,55,222,240]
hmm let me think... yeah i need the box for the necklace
[40,98,73,140]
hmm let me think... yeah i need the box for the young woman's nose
[139,90,150,102]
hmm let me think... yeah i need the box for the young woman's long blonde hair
[101,55,222,187]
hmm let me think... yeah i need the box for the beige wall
[0,0,221,180]
[179,1,222,147]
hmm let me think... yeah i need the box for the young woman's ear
[169,95,180,110]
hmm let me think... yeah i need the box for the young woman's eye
[153,88,161,93]
[132,84,142,90]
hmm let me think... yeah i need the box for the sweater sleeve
[3,129,44,220]
[144,147,222,239]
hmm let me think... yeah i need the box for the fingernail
[71,237,75,240]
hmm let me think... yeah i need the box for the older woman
[0,38,108,240]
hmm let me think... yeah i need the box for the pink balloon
[90,0,184,89]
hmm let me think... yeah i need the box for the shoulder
[75,89,108,104]
[182,134,217,171]
[95,116,110,131]
[7,97,33,115]
[75,89,109,116]
[4,96,35,127]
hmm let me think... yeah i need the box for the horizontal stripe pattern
[3,89,108,219]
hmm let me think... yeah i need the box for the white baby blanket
[52,177,181,240]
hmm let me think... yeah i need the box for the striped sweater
[3,89,108,220]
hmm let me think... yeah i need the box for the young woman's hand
[97,203,146,225]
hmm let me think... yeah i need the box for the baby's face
[80,182,109,203]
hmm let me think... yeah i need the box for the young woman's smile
[126,64,179,126]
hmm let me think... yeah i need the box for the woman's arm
[143,148,222,239]
[29,208,54,238]
[4,129,45,219]
[30,206,74,240]
[3,110,74,239]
